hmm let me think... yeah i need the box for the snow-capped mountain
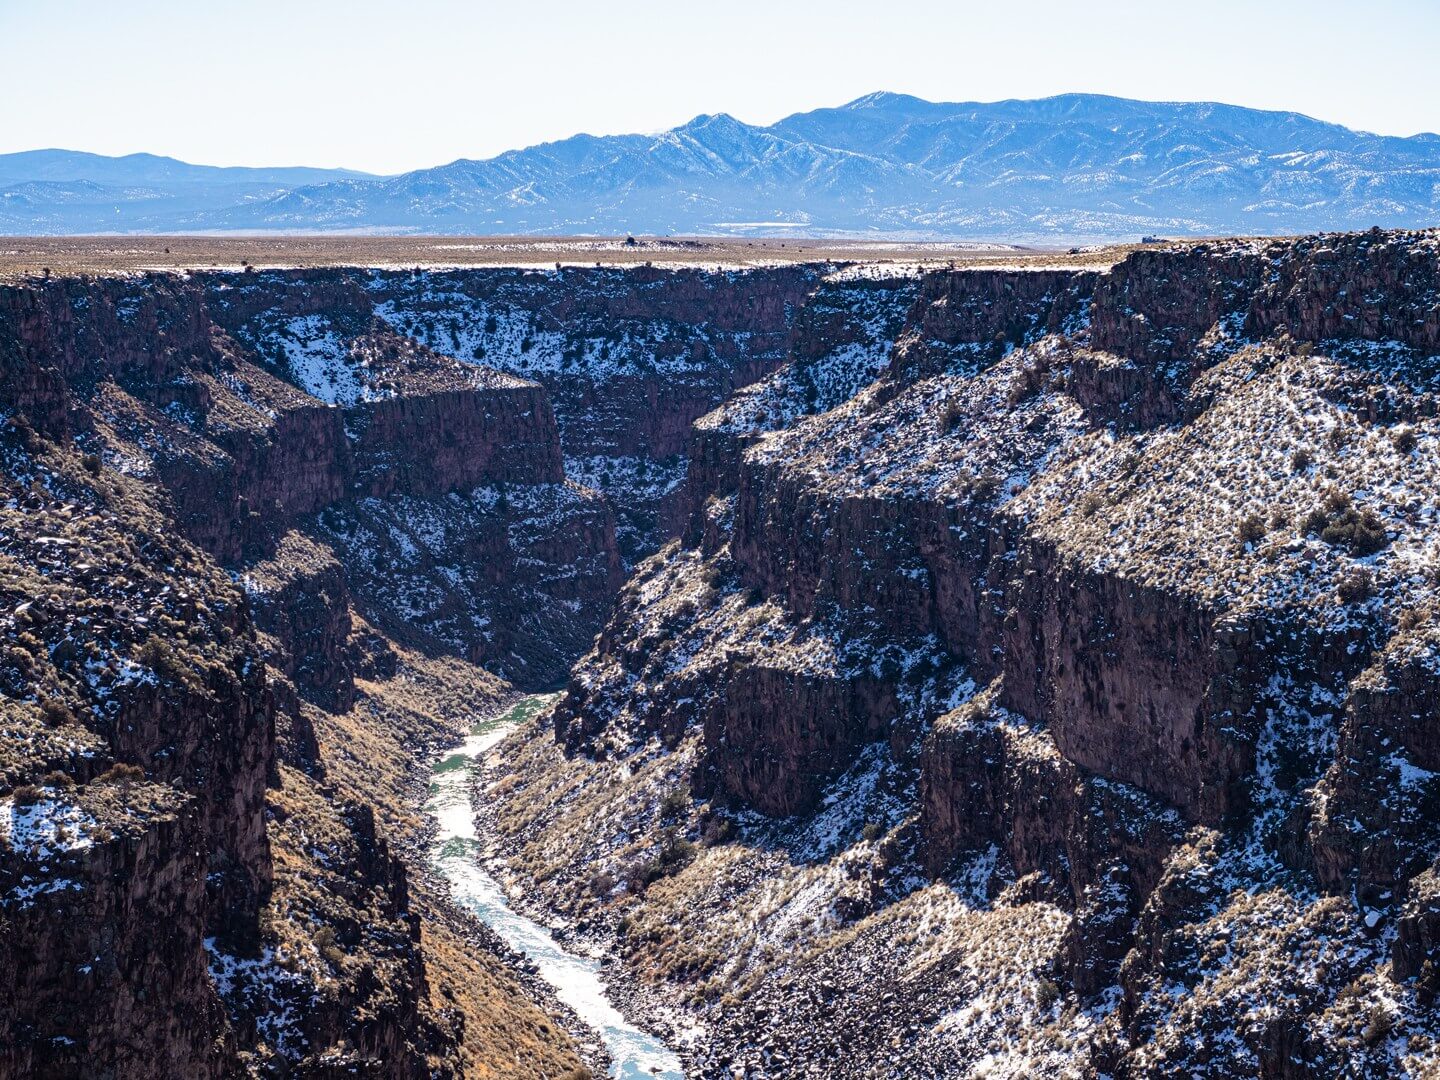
[4,93,1438,240]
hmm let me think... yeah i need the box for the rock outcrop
[2,783,234,1080]
[367,264,821,562]
[492,228,1440,1079]
[685,268,921,531]
[0,423,272,1076]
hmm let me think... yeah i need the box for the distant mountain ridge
[4,92,1439,240]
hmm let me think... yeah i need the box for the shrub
[1237,514,1266,545]
[1035,977,1061,1010]
[1399,607,1429,633]
[1291,448,1312,473]
[11,784,44,806]
[656,828,697,870]
[1300,506,1328,535]
[1322,510,1388,557]
[587,869,616,897]
[1392,425,1418,454]
[313,926,345,967]
[1007,359,1047,404]
[702,815,734,847]
[860,822,885,843]
[971,472,1002,503]
[96,762,145,784]
[137,637,200,690]
[659,786,689,819]
[1337,567,1375,604]
[41,771,74,789]
[80,452,102,475]
[1362,1004,1394,1046]
[939,396,967,434]
[1303,490,1388,556]
[39,697,74,728]
[632,827,699,889]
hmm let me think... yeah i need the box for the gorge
[2,228,1440,1078]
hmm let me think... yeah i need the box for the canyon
[1,228,1439,1079]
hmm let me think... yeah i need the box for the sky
[2,0,1437,175]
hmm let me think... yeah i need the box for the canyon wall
[366,264,820,562]
[8,232,1440,1078]
[498,229,1440,1079]
[0,266,613,1076]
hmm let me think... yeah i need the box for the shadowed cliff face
[0,422,272,1077]
[496,229,1440,1079]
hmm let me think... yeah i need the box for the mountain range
[4,92,1439,241]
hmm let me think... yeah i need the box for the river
[426,695,686,1079]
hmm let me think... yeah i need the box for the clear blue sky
[2,0,1436,174]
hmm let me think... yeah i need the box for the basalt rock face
[0,275,354,563]
[367,265,817,456]
[2,785,235,1080]
[685,269,922,533]
[368,264,821,562]
[348,380,560,497]
[494,229,1440,1078]
[0,424,271,1076]
[4,270,618,685]
[885,265,1098,385]
[1245,229,1440,350]
[204,270,567,500]
[1394,866,1440,993]
[700,652,901,818]
[0,272,574,568]
[1309,622,1440,896]
[312,480,620,684]
[200,262,823,566]
[0,267,610,1076]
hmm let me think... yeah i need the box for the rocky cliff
[685,267,922,533]
[0,267,611,1077]
[0,422,271,1077]
[490,228,1440,1078]
[9,231,1440,1078]
[366,264,820,562]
